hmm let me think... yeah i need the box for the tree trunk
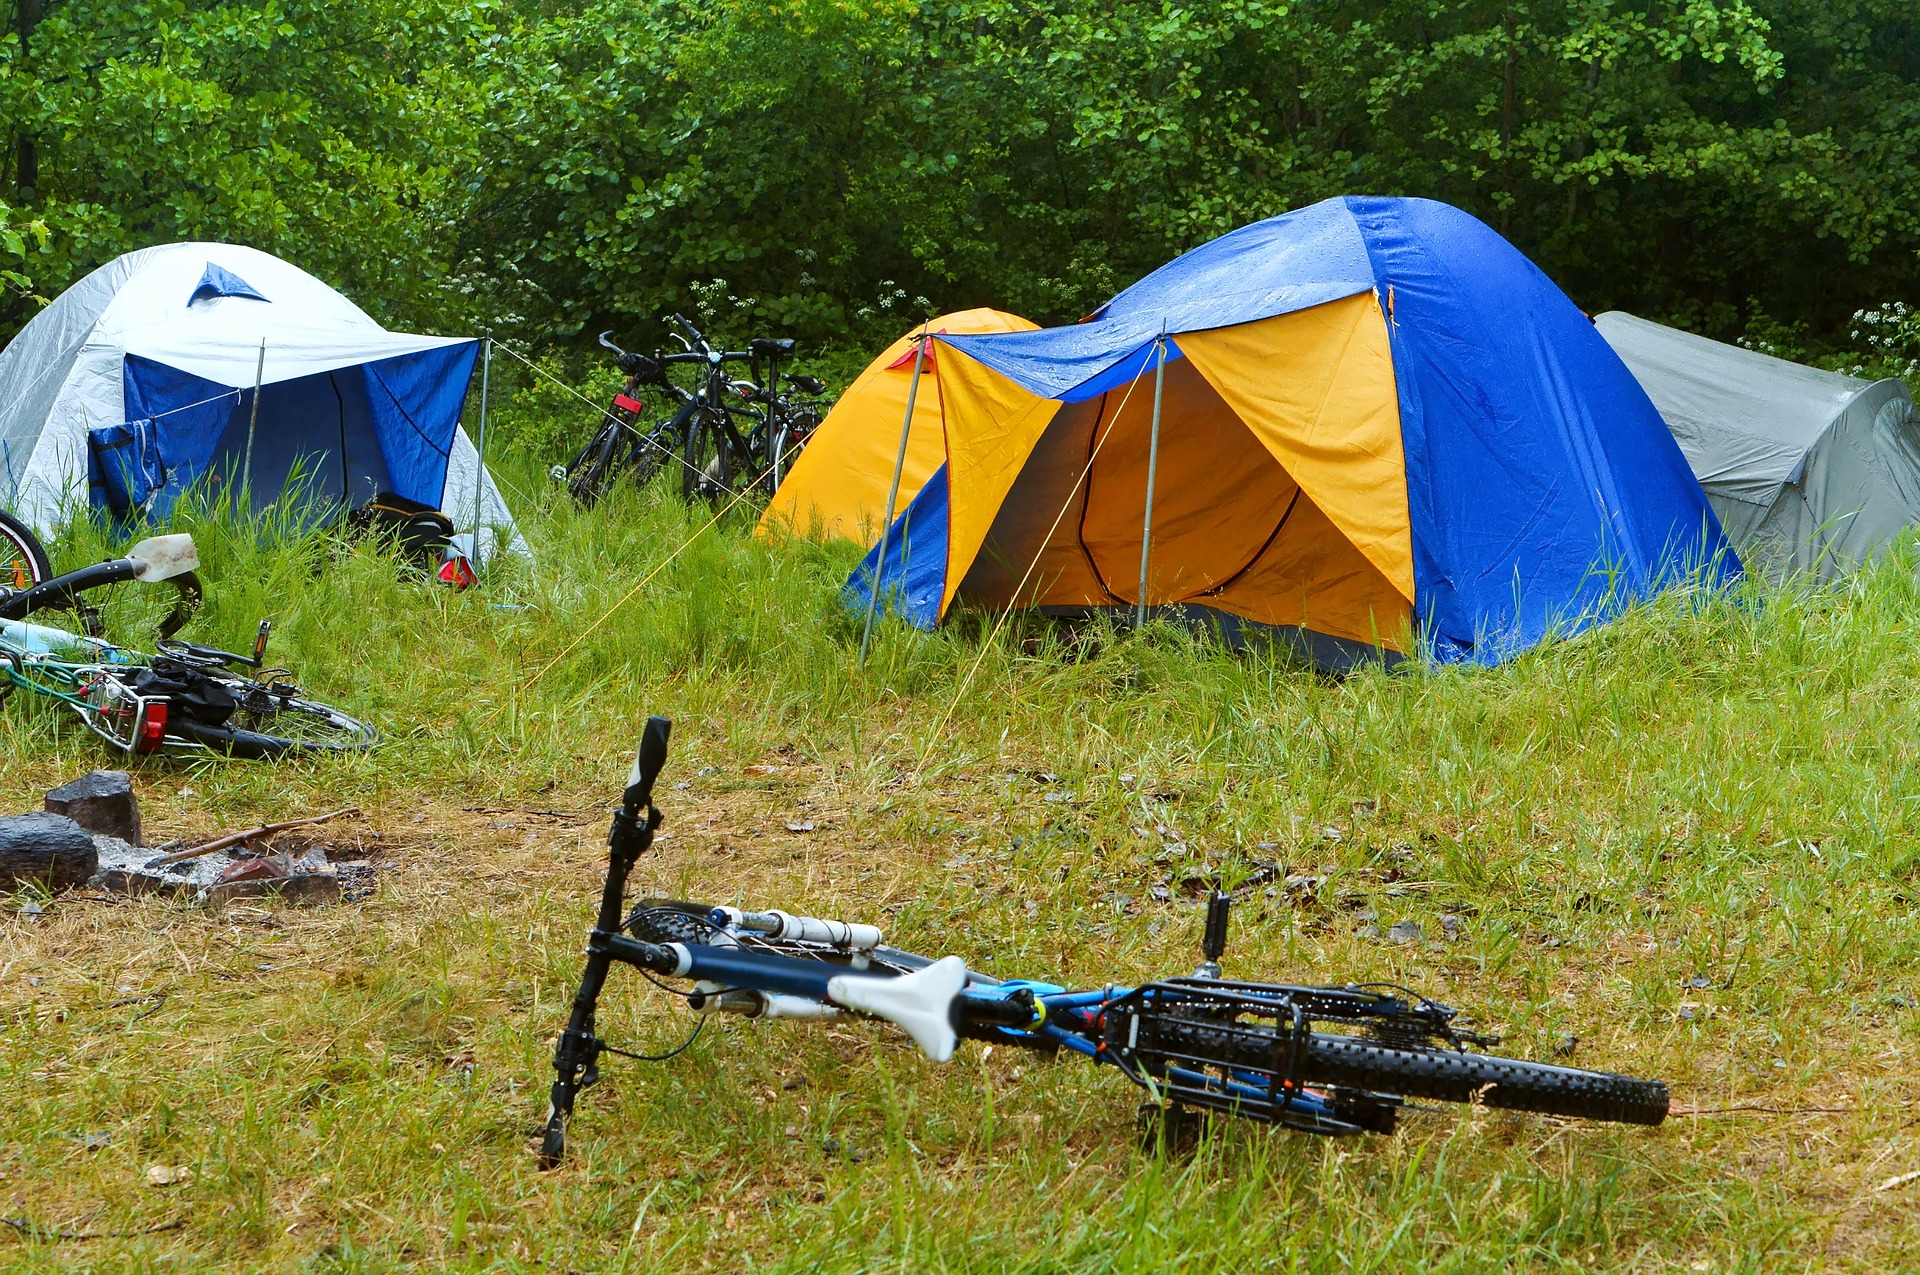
[14,0,41,202]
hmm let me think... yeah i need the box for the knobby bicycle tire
[0,508,51,592]
[567,422,628,507]
[1142,1013,1669,1126]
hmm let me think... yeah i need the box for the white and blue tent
[0,242,520,552]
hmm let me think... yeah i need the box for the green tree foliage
[458,0,1919,351]
[0,0,498,337]
[3,0,1917,359]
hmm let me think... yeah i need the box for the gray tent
[1596,311,1920,580]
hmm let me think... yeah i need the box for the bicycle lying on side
[0,530,376,758]
[539,718,1670,1166]
[555,318,829,507]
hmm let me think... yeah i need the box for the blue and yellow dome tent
[821,196,1739,665]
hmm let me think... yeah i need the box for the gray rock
[0,813,99,891]
[45,771,141,846]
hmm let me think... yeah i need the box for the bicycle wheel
[768,407,818,493]
[0,508,51,593]
[165,675,378,759]
[1140,1011,1669,1126]
[622,419,679,492]
[681,411,735,504]
[566,421,629,508]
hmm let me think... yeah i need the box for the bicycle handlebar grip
[670,313,705,347]
[956,992,1036,1029]
[624,716,672,810]
[1202,891,1231,963]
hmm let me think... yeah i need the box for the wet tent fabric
[848,196,1736,665]
[1595,311,1920,580]
[758,308,1036,546]
[0,242,522,553]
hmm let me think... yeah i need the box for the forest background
[2,0,1918,385]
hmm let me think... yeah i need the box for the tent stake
[859,322,930,667]
[1136,326,1168,628]
[470,337,492,582]
[241,338,265,512]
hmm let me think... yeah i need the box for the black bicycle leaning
[555,319,828,507]
[539,718,1670,1166]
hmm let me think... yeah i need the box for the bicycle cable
[599,1016,707,1063]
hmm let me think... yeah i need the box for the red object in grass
[133,701,168,753]
[438,556,477,590]
[613,393,645,414]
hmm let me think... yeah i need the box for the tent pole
[242,338,265,513]
[471,337,492,583]
[859,322,930,667]
[1136,325,1168,629]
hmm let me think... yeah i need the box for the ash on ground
[91,834,385,907]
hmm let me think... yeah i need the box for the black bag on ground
[343,492,455,569]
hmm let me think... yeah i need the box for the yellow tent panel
[947,306,1413,651]
[758,308,1036,546]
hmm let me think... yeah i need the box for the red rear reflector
[134,702,168,753]
[613,393,644,414]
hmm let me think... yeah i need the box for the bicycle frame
[542,715,1671,1166]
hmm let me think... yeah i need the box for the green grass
[4,458,1920,1271]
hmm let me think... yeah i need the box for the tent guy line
[519,430,810,693]
[908,325,1160,782]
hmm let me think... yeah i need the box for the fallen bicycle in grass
[539,717,1670,1166]
[0,530,374,759]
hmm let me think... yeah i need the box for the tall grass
[4,461,1919,1270]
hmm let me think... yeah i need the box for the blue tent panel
[110,356,240,520]
[843,466,951,628]
[362,342,480,506]
[1346,197,1737,660]
[188,263,269,305]
[110,340,479,522]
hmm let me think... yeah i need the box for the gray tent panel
[1596,311,1920,580]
